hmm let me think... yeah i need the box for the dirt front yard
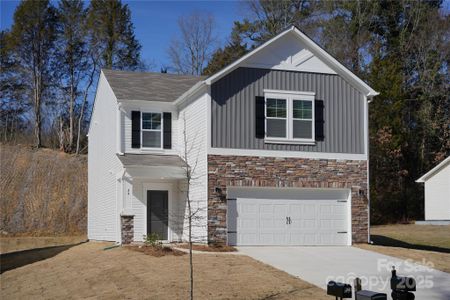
[1,242,327,299]
[357,224,450,273]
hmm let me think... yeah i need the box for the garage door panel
[260,204,273,213]
[239,233,259,245]
[303,204,316,215]
[241,219,258,229]
[332,219,347,230]
[241,203,258,213]
[303,219,317,229]
[303,233,317,245]
[229,194,350,246]
[289,233,303,244]
[320,219,333,229]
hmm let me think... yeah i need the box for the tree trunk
[76,61,96,155]
[59,116,65,151]
[69,80,75,151]
[188,197,193,300]
[34,88,42,148]
[183,117,194,300]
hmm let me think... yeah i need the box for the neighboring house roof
[117,153,185,168]
[102,69,205,102]
[416,156,450,183]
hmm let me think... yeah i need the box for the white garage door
[227,189,350,246]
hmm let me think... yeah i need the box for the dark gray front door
[147,190,168,240]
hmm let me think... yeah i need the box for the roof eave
[416,156,450,183]
[173,81,206,106]
[290,27,378,98]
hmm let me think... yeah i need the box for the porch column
[120,214,134,244]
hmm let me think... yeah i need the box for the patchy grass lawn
[357,244,450,273]
[1,242,328,299]
[369,224,450,250]
[0,236,87,254]
[356,224,450,273]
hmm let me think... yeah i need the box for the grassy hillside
[0,144,87,236]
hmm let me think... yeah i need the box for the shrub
[143,233,162,248]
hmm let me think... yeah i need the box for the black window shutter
[255,96,265,139]
[163,112,172,149]
[131,111,141,148]
[315,100,325,141]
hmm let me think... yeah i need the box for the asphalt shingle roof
[102,69,205,102]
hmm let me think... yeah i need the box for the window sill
[264,139,316,145]
[131,148,166,154]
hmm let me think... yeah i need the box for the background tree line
[1,0,142,153]
[1,0,448,224]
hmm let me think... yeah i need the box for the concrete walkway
[238,246,450,299]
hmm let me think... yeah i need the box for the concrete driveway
[238,246,450,299]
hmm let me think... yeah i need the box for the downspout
[116,169,126,245]
[116,102,124,155]
[366,95,372,243]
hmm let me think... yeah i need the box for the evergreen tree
[366,0,448,223]
[202,27,248,76]
[8,0,58,147]
[233,0,318,47]
[0,30,29,142]
[87,0,142,70]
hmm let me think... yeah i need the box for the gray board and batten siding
[210,67,365,154]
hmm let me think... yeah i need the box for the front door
[147,190,168,240]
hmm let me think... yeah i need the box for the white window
[264,90,315,144]
[266,98,287,138]
[141,112,162,148]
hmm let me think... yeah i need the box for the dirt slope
[0,144,87,236]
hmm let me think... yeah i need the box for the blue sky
[1,0,244,69]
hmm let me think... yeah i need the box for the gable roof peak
[205,25,379,98]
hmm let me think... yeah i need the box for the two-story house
[88,26,378,246]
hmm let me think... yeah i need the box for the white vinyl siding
[88,72,124,242]
[424,163,450,220]
[176,92,209,243]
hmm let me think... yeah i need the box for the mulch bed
[177,243,237,252]
[126,245,185,257]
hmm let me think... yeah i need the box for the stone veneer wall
[207,155,368,244]
[121,215,134,244]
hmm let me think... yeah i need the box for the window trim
[264,89,315,144]
[141,111,163,150]
[265,98,288,139]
